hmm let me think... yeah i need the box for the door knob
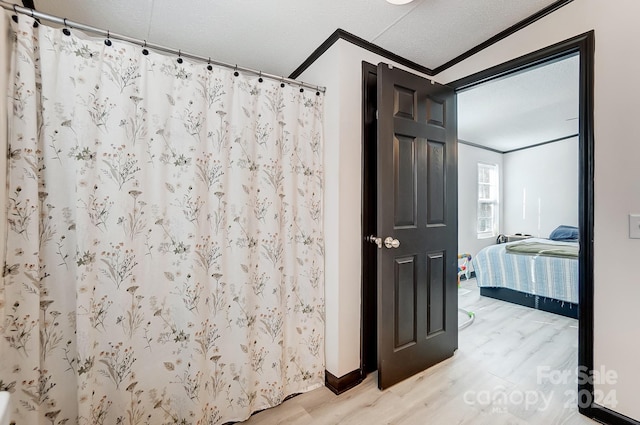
[384,237,400,249]
[366,235,382,249]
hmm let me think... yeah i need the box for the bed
[471,234,579,319]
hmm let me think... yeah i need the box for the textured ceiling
[6,0,575,151]
[457,54,579,152]
[17,0,562,78]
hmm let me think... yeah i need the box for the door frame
[361,61,379,376]
[447,30,595,418]
[361,30,598,419]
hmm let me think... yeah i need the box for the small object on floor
[457,253,472,286]
[458,308,475,330]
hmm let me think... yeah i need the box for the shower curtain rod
[0,1,326,94]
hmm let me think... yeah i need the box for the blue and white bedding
[472,238,579,304]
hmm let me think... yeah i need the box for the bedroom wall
[458,143,503,260]
[503,137,579,238]
[436,0,640,420]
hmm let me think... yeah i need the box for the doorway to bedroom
[359,31,594,419]
[450,32,594,418]
[456,53,580,317]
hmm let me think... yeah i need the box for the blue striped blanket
[472,238,579,304]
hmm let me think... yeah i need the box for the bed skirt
[480,287,578,319]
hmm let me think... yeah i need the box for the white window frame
[477,162,499,239]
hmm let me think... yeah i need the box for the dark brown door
[376,63,458,389]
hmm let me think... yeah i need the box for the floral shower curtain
[1,14,324,425]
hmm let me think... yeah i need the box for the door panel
[427,252,445,336]
[377,63,458,389]
[427,96,445,127]
[393,86,416,119]
[394,135,417,228]
[394,256,417,349]
[427,141,446,225]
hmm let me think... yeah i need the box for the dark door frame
[361,30,614,423]
[447,30,598,420]
[361,61,379,377]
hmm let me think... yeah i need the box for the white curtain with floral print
[1,14,324,425]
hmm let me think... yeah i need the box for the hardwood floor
[241,279,599,425]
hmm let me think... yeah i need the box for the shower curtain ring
[177,50,183,64]
[63,19,71,36]
[142,40,149,55]
[12,5,18,22]
[234,65,239,77]
[30,7,39,27]
[105,30,112,46]
[280,77,285,88]
[258,71,263,83]
[207,58,213,71]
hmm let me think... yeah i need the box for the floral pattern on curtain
[1,14,324,425]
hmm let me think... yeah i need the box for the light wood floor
[241,279,600,425]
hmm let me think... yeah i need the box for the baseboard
[589,403,640,425]
[325,369,364,395]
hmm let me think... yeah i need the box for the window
[477,163,499,238]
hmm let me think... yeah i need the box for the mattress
[472,238,579,304]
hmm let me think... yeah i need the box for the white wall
[299,43,344,379]
[503,137,579,238]
[458,143,503,259]
[301,2,640,420]
[438,0,640,420]
[299,39,434,378]
[459,138,578,266]
[1,13,8,288]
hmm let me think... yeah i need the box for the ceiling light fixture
[386,0,415,4]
